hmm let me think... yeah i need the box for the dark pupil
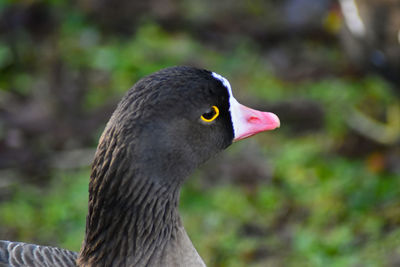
[202,109,216,120]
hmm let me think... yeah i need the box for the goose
[0,66,280,267]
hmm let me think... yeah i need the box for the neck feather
[77,128,187,266]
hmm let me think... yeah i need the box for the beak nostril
[248,116,261,123]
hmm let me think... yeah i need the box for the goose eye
[201,106,219,122]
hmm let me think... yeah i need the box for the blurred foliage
[0,1,399,267]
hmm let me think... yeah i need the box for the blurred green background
[0,0,399,266]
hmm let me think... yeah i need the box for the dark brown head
[101,66,280,182]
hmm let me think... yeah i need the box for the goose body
[0,241,77,267]
[0,66,280,267]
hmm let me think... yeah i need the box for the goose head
[104,67,279,180]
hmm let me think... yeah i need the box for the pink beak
[232,103,280,142]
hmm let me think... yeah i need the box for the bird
[0,66,280,267]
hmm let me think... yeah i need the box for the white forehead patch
[211,72,243,139]
[212,72,233,97]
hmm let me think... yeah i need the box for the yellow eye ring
[201,106,219,122]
